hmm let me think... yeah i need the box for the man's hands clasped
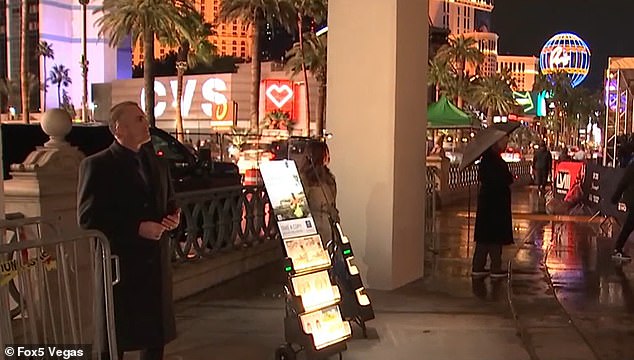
[138,209,181,240]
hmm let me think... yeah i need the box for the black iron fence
[448,160,533,190]
[171,185,278,261]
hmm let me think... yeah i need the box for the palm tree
[285,32,327,134]
[498,67,518,91]
[20,0,29,123]
[219,0,294,132]
[285,0,327,136]
[1,74,42,116]
[428,57,456,101]
[534,71,573,145]
[471,74,516,122]
[36,41,55,111]
[435,35,484,108]
[160,10,215,142]
[95,0,196,127]
[48,65,72,107]
[0,78,20,113]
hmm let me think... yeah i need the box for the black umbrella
[459,122,521,170]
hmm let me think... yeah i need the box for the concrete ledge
[172,240,282,301]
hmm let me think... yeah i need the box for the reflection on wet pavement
[501,187,634,360]
[546,221,634,360]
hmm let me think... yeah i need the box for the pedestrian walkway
[122,186,631,360]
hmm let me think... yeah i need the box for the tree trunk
[57,84,61,107]
[175,44,189,143]
[42,57,47,111]
[298,16,311,136]
[487,106,494,124]
[20,0,29,123]
[250,14,262,132]
[316,79,326,135]
[175,67,185,141]
[144,31,156,127]
[456,59,466,109]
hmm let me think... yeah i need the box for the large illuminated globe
[539,32,591,88]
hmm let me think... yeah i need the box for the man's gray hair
[108,101,140,134]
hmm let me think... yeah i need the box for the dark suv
[1,123,241,192]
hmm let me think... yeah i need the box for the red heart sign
[266,84,294,109]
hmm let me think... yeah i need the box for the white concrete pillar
[327,0,428,290]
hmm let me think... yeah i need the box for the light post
[79,0,89,122]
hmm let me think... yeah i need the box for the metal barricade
[0,216,118,360]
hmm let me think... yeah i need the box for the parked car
[1,123,241,192]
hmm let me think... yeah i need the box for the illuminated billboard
[512,91,549,117]
[539,32,591,88]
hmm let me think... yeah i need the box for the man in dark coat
[77,101,180,360]
[533,141,552,192]
[611,157,634,261]
[473,136,514,278]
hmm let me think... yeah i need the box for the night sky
[492,0,634,90]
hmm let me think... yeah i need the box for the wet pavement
[545,222,634,360]
[119,186,634,360]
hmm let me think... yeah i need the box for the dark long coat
[77,141,177,351]
[474,148,514,245]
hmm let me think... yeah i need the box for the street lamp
[79,0,89,122]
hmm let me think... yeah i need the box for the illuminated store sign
[539,32,591,88]
[262,79,302,120]
[512,91,548,117]
[140,78,230,121]
[266,84,294,108]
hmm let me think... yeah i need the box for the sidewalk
[151,187,561,360]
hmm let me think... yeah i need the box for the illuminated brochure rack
[259,160,351,360]
[329,223,375,337]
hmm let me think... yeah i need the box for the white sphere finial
[41,108,72,148]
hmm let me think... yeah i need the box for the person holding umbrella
[460,122,519,278]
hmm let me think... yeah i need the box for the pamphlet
[291,270,340,312]
[299,305,351,350]
[283,234,330,273]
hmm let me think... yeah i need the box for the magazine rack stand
[328,223,375,337]
[259,160,352,360]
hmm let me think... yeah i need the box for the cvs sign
[140,77,231,121]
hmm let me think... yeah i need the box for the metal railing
[448,160,533,190]
[171,185,278,261]
[448,164,479,190]
[0,216,118,359]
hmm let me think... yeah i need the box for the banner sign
[582,163,627,223]
[554,161,585,200]
[259,160,317,239]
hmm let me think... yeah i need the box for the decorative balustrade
[448,164,479,191]
[426,166,439,195]
[171,185,278,262]
[448,160,533,190]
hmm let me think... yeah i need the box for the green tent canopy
[427,96,478,129]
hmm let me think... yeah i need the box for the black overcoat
[474,148,514,245]
[77,141,177,351]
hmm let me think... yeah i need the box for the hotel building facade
[1,0,130,114]
[497,55,539,92]
[428,0,498,76]
[131,0,253,65]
